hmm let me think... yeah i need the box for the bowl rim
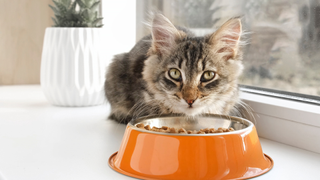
[128,114,254,136]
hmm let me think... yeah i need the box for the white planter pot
[41,28,108,106]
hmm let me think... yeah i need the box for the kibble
[215,129,224,133]
[161,126,169,130]
[197,131,206,134]
[135,123,235,134]
[151,126,161,132]
[144,125,151,130]
[136,123,145,129]
[169,127,177,133]
[178,128,187,134]
[209,128,215,133]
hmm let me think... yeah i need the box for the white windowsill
[0,85,319,180]
[240,91,320,154]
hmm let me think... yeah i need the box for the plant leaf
[81,9,90,20]
[84,0,93,8]
[70,0,77,13]
[92,17,103,26]
[96,24,104,28]
[49,4,60,15]
[55,15,65,22]
[89,13,94,21]
[77,0,87,9]
[61,0,71,8]
[90,1,100,10]
[53,0,67,15]
[51,17,58,26]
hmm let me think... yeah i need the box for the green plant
[49,0,103,27]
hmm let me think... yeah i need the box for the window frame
[240,90,320,154]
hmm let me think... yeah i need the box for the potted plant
[41,0,107,106]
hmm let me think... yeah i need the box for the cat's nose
[186,99,195,106]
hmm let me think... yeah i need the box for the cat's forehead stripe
[169,37,208,75]
[178,57,183,69]
[202,55,207,71]
[168,55,180,67]
[183,41,191,64]
[183,38,205,75]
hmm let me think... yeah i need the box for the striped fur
[104,14,250,124]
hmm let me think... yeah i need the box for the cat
[104,14,250,124]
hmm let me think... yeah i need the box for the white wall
[101,0,136,62]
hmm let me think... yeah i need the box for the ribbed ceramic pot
[41,28,108,106]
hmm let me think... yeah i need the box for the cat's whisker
[132,102,148,118]
[130,101,145,116]
[237,100,256,124]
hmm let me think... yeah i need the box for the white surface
[41,28,108,106]
[240,91,320,154]
[0,172,6,180]
[0,85,320,180]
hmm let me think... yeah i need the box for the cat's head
[142,14,244,116]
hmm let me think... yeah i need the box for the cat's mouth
[175,99,202,115]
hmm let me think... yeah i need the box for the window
[136,0,320,100]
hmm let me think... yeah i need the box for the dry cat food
[135,123,234,134]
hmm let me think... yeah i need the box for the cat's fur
[105,14,249,124]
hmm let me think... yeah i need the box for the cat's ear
[150,14,184,57]
[209,18,242,60]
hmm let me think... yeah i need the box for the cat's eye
[201,71,215,82]
[169,68,181,81]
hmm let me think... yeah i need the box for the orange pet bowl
[109,115,273,180]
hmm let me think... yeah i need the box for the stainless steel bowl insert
[129,114,253,136]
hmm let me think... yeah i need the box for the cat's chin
[176,106,203,116]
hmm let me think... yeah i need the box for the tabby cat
[104,14,248,124]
